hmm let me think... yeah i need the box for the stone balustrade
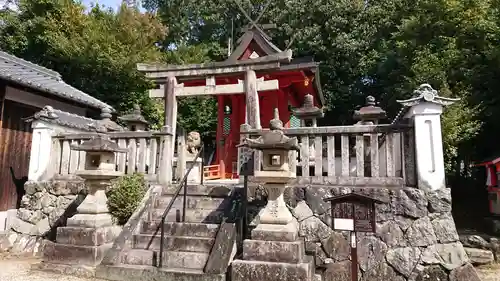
[240,123,415,187]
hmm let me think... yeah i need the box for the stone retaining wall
[250,185,482,281]
[0,176,85,256]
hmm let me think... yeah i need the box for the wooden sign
[324,192,382,233]
[323,192,383,281]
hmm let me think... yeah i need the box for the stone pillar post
[398,84,459,191]
[28,120,55,181]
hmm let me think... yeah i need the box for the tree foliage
[0,0,167,123]
[142,0,500,177]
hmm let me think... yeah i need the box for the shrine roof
[227,27,283,62]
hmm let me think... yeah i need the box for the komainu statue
[186,131,201,155]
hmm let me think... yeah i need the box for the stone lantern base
[39,177,121,276]
[231,221,314,281]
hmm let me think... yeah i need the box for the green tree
[0,0,167,124]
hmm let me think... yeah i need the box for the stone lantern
[293,93,324,167]
[292,93,324,127]
[232,108,313,281]
[42,135,127,270]
[353,95,387,125]
[97,107,124,132]
[118,104,149,131]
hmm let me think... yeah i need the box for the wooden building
[140,27,325,179]
[0,50,111,212]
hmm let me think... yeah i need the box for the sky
[81,0,125,11]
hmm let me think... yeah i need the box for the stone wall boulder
[0,177,85,256]
[285,186,481,281]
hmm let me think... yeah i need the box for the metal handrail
[157,143,204,268]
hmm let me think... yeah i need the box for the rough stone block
[413,265,448,281]
[362,261,404,281]
[231,259,313,281]
[323,261,351,281]
[292,201,314,222]
[435,242,469,270]
[56,226,121,246]
[427,188,452,213]
[385,247,421,277]
[431,213,459,243]
[358,236,388,273]
[449,263,481,281]
[463,247,494,265]
[320,232,350,262]
[43,240,111,266]
[299,216,332,242]
[406,217,437,247]
[11,217,35,235]
[243,239,305,263]
[391,189,427,218]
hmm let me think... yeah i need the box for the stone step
[96,264,226,281]
[133,234,214,253]
[140,221,219,238]
[147,208,224,224]
[160,184,232,197]
[119,249,209,270]
[154,195,230,210]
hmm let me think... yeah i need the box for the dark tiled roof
[24,106,121,132]
[0,50,112,110]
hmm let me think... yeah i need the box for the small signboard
[323,192,383,281]
[324,192,382,233]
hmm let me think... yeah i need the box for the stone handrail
[239,123,416,187]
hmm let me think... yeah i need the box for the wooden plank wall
[0,99,38,211]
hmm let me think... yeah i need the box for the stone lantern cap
[118,104,149,125]
[353,96,387,123]
[97,107,124,132]
[71,135,128,153]
[292,93,324,120]
[239,108,300,152]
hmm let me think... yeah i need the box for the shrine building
[138,26,325,179]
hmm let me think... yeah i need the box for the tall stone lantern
[118,104,149,131]
[353,95,386,125]
[292,93,324,127]
[232,109,314,281]
[41,135,127,272]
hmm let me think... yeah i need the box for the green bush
[107,173,147,225]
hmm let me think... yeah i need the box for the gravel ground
[0,255,498,281]
[477,264,500,281]
[0,256,107,281]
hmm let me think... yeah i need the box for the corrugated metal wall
[0,99,37,211]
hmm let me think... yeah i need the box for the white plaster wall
[5,86,87,115]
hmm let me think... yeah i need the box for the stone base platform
[39,224,121,277]
[231,257,315,281]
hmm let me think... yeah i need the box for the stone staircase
[97,184,237,281]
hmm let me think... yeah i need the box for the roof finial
[269,108,284,130]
